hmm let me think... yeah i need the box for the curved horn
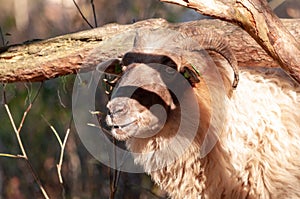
[178,27,239,88]
[128,27,239,88]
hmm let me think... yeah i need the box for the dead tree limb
[161,0,300,84]
[0,18,299,83]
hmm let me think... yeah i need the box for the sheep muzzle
[104,63,180,140]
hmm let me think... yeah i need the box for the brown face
[106,97,167,140]
[104,63,177,141]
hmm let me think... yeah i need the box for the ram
[98,27,300,198]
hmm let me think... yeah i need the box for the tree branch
[161,0,300,84]
[1,18,300,83]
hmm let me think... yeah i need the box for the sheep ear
[96,59,123,75]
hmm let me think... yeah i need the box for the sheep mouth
[112,120,136,132]
[110,120,138,139]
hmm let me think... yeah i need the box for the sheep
[98,27,300,198]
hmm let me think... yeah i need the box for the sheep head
[98,27,238,158]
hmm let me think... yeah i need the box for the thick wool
[126,67,300,199]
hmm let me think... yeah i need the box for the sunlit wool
[125,67,300,199]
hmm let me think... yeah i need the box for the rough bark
[161,0,300,84]
[0,18,299,83]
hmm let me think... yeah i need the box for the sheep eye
[182,66,200,86]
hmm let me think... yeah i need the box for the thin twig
[4,104,27,157]
[1,84,6,104]
[0,153,22,159]
[57,128,70,183]
[90,0,98,27]
[87,123,101,128]
[73,0,94,28]
[18,83,43,134]
[57,89,67,108]
[42,115,72,185]
[89,111,122,198]
[2,85,49,199]
[24,82,32,106]
[0,27,5,46]
[91,107,124,199]
[24,159,50,199]
[109,137,122,199]
[112,138,120,191]
[42,115,63,146]
[57,117,72,184]
[30,83,43,103]
[100,79,121,199]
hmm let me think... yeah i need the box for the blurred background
[0,0,208,45]
[0,0,299,198]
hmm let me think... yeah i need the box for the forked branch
[0,83,49,199]
[1,18,300,84]
[42,115,71,186]
[161,0,300,84]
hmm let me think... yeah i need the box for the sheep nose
[105,102,128,127]
[107,101,128,117]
